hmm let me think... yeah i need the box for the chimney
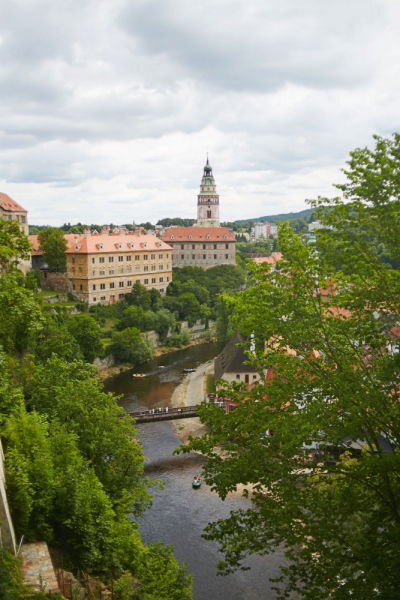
[83,228,90,236]
[135,228,141,237]
[101,226,110,236]
[74,235,78,244]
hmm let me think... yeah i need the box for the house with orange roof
[161,226,236,269]
[65,227,172,305]
[1,192,30,273]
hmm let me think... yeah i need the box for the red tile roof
[161,226,236,242]
[0,192,27,213]
[253,256,276,265]
[65,233,172,254]
[29,234,77,255]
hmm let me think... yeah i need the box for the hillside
[235,207,314,224]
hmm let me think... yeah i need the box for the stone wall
[41,270,71,292]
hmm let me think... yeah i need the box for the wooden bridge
[126,405,200,424]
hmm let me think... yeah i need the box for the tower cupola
[196,155,220,227]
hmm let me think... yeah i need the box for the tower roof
[204,155,212,175]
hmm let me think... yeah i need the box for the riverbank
[171,360,214,445]
[96,337,215,382]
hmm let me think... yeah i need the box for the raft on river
[133,374,146,378]
[192,476,202,489]
[183,368,196,373]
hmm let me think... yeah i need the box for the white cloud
[0,0,399,224]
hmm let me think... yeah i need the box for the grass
[206,374,216,394]
[38,290,60,298]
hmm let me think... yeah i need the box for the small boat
[192,476,202,489]
[132,374,146,378]
[158,365,165,369]
[184,368,196,373]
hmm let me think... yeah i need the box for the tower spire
[197,157,220,227]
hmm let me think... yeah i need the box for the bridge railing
[126,405,199,418]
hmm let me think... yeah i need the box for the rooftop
[161,226,235,242]
[0,192,27,213]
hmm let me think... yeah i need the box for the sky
[1,0,399,226]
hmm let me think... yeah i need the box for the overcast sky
[1,0,399,225]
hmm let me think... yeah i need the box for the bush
[110,328,153,364]
[75,301,87,312]
[101,328,114,338]
[166,329,191,348]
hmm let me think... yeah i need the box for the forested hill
[235,207,314,223]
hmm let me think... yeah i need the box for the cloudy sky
[1,0,399,225]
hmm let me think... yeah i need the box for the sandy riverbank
[172,360,214,445]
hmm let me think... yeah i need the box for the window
[151,254,155,259]
[72,258,75,264]
[159,277,164,283]
[160,288,164,293]
[118,293,124,299]
[151,265,156,271]
[99,257,105,263]
[159,253,163,259]
[100,283,105,290]
[109,268,114,275]
[126,266,132,273]
[21,216,25,223]
[159,264,163,270]
[151,277,156,283]
[109,257,114,263]
[144,266,148,272]
[207,211,211,219]
[73,284,75,290]
[192,244,195,250]
[91,258,94,264]
[166,254,169,258]
[214,244,217,249]
[126,255,131,261]
[93,297,97,301]
[127,280,132,286]
[253,375,257,379]
[118,256,123,262]
[135,266,140,273]
[110,282,115,289]
[135,255,140,261]
[143,254,148,260]
[144,278,149,285]
[225,244,229,249]
[119,267,124,274]
[181,254,184,260]
[207,234,210,239]
[16,215,19,222]
[225,254,229,259]
[80,284,83,291]
[100,296,106,300]
[192,254,195,259]
[92,270,96,276]
[100,269,105,276]
[214,254,217,259]
[119,281,124,288]
[236,374,240,380]
[203,244,206,249]
[166,276,170,282]
[203,254,206,259]
[181,244,184,250]
[92,284,96,290]
[167,264,169,269]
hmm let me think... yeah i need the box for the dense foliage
[0,227,193,598]
[38,228,68,272]
[179,134,400,599]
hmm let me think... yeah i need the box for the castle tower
[196,156,220,227]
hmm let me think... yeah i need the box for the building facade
[161,226,236,269]
[0,192,29,235]
[196,157,220,227]
[65,229,172,306]
[252,221,278,240]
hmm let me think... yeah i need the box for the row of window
[71,253,169,265]
[172,244,230,250]
[72,276,169,292]
[174,254,232,260]
[1,214,26,223]
[92,264,167,276]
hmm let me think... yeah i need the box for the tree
[179,134,400,599]
[0,546,26,600]
[135,542,193,600]
[0,272,44,353]
[68,314,104,362]
[35,318,82,363]
[154,308,176,343]
[0,220,32,273]
[109,327,153,365]
[127,281,151,310]
[39,229,68,272]
[178,293,201,326]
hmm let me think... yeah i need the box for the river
[104,343,288,600]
